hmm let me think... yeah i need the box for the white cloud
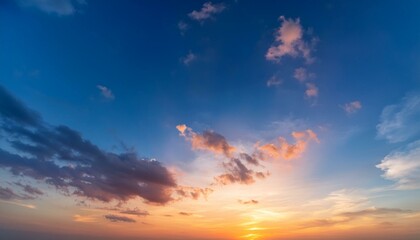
[377,94,420,143]
[266,16,316,63]
[16,0,86,16]
[181,52,196,66]
[376,140,420,190]
[305,83,318,98]
[188,2,226,22]
[342,101,362,114]
[97,85,114,100]
[266,76,282,87]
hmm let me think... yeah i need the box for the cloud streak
[188,2,225,22]
[16,0,86,16]
[104,214,136,223]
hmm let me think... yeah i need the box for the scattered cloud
[175,186,213,200]
[238,199,258,205]
[104,214,136,223]
[16,0,86,16]
[119,208,149,217]
[181,52,197,66]
[14,182,44,196]
[179,212,193,216]
[293,67,314,82]
[97,85,115,100]
[73,214,97,223]
[266,16,316,63]
[266,76,282,87]
[188,2,226,22]
[342,101,362,114]
[0,85,178,205]
[176,124,236,157]
[377,94,420,143]
[214,158,266,185]
[376,140,420,190]
[305,83,318,98]
[257,129,319,160]
[0,186,33,200]
[178,21,189,35]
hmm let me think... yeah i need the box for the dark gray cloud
[14,182,44,196]
[104,214,136,223]
[0,85,177,204]
[0,186,33,200]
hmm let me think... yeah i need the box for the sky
[1,0,420,239]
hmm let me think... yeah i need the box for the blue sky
[1,1,420,239]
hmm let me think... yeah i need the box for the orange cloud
[176,124,236,157]
[258,129,319,160]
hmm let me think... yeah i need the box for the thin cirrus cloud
[97,85,115,100]
[181,52,197,66]
[16,0,86,16]
[266,76,282,87]
[266,16,316,64]
[377,94,420,143]
[342,101,362,114]
[0,85,179,205]
[257,129,319,160]
[376,140,420,190]
[188,2,226,22]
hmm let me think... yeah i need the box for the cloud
[266,16,316,63]
[14,182,44,196]
[16,0,86,16]
[176,124,236,157]
[376,140,420,190]
[0,85,178,204]
[97,85,115,100]
[104,214,136,223]
[377,94,420,143]
[258,129,319,160]
[338,207,411,218]
[175,186,213,200]
[238,199,258,205]
[305,83,318,98]
[178,21,189,35]
[188,2,226,22]
[179,212,193,216]
[293,67,314,82]
[119,208,149,217]
[266,76,282,87]
[181,52,196,66]
[342,101,362,114]
[215,158,259,185]
[0,186,32,200]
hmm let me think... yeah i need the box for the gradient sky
[1,0,420,239]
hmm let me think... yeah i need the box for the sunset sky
[1,0,420,239]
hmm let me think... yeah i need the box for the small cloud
[73,214,97,223]
[119,208,149,217]
[266,76,282,87]
[342,101,362,114]
[104,214,136,223]
[97,85,115,100]
[188,2,226,22]
[305,83,318,98]
[178,21,189,35]
[179,212,193,216]
[376,140,420,190]
[266,16,316,63]
[181,52,196,66]
[238,199,259,204]
[16,0,86,16]
[377,94,420,143]
[293,67,314,82]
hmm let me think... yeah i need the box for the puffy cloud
[258,129,319,160]
[266,76,282,87]
[376,140,420,189]
[377,94,420,143]
[215,158,257,185]
[305,83,318,98]
[188,2,225,22]
[181,52,196,66]
[16,0,86,16]
[342,101,362,114]
[97,85,115,100]
[0,85,178,204]
[104,214,136,223]
[266,16,315,63]
[176,124,236,157]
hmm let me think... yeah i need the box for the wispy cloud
[293,67,314,82]
[178,21,189,35]
[376,140,420,190]
[305,83,318,98]
[104,214,136,223]
[97,85,115,100]
[188,2,226,22]
[238,199,258,205]
[377,94,420,143]
[266,16,316,63]
[266,76,282,87]
[16,0,86,16]
[342,101,362,114]
[181,52,197,66]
